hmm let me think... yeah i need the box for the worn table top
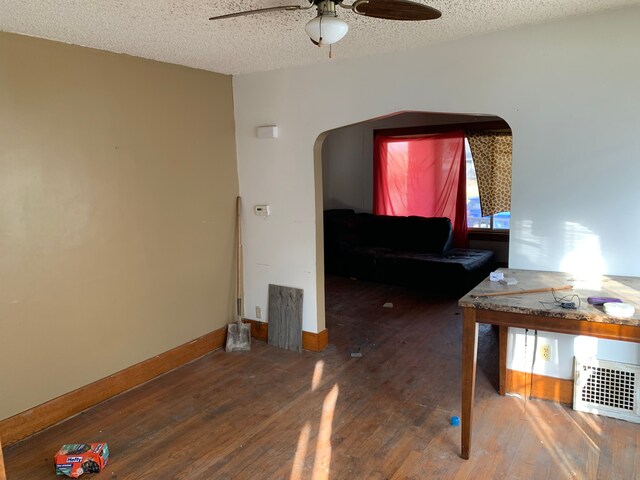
[459,268,640,327]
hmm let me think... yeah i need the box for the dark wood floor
[4,276,639,479]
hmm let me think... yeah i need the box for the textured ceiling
[1,0,639,75]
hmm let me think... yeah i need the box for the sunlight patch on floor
[525,401,599,478]
[290,422,311,480]
[312,360,325,392]
[312,384,339,480]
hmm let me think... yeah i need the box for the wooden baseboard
[0,436,5,480]
[302,329,329,352]
[0,327,227,446]
[505,368,573,405]
[247,319,269,342]
[244,319,329,352]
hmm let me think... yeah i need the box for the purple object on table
[587,297,622,306]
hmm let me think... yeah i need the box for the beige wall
[0,32,238,420]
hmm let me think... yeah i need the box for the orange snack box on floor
[54,443,109,478]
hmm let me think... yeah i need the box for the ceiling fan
[209,0,441,49]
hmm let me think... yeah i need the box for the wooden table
[458,268,640,459]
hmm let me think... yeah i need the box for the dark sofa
[324,209,495,295]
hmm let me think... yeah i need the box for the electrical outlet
[256,306,262,319]
[540,344,551,362]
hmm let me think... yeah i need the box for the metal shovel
[226,196,251,352]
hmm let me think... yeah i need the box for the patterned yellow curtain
[466,131,512,217]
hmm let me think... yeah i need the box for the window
[465,138,510,230]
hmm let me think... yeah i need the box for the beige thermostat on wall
[255,205,271,217]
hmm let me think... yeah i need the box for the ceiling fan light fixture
[305,15,349,46]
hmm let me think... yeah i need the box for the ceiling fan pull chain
[329,44,333,59]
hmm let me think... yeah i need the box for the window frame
[467,213,511,233]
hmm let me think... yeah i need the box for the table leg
[499,325,508,396]
[461,307,478,460]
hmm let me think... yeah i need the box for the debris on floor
[383,302,394,308]
[350,351,363,358]
[54,443,109,478]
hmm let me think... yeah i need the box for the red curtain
[373,131,468,248]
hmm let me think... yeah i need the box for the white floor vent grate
[574,358,640,423]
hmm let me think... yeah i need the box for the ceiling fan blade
[209,4,311,21]
[351,0,441,21]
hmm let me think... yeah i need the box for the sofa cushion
[378,248,495,294]
[362,214,452,254]
[381,248,494,274]
[405,216,452,254]
[440,248,495,272]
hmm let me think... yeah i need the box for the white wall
[233,7,640,377]
[322,120,372,212]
